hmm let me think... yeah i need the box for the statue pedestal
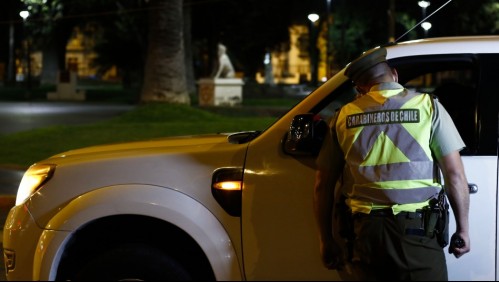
[47,71,86,101]
[198,78,244,106]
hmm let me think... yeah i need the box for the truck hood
[31,132,250,228]
[49,133,233,160]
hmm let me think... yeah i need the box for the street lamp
[308,13,319,86]
[308,13,319,23]
[19,10,29,20]
[418,1,431,38]
[418,1,430,13]
[421,21,432,37]
[19,10,31,97]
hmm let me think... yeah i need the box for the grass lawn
[0,101,297,169]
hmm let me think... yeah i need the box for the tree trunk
[140,0,190,104]
[40,39,59,85]
[40,22,76,86]
[184,1,197,96]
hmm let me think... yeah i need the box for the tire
[73,243,192,281]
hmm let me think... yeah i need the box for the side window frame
[389,54,481,155]
[474,53,499,156]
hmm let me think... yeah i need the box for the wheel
[73,243,192,281]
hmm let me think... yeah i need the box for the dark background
[0,0,497,90]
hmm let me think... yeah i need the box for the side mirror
[283,113,327,156]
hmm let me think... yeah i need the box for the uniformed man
[313,47,471,280]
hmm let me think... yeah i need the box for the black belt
[367,208,424,219]
[357,208,427,236]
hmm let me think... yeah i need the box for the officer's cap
[345,47,387,81]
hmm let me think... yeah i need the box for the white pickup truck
[3,35,499,281]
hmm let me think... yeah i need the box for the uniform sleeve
[430,99,466,160]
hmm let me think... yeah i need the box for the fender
[32,184,242,280]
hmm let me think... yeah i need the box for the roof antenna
[394,0,453,43]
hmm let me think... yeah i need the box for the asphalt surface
[0,101,135,135]
[0,100,135,191]
[0,101,135,280]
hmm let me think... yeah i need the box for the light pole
[19,10,31,98]
[7,20,15,84]
[388,0,395,42]
[325,0,333,78]
[418,1,431,38]
[308,13,319,86]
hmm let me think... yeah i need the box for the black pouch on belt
[423,189,449,247]
[430,148,450,247]
[423,202,440,237]
[435,189,450,247]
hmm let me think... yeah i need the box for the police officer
[313,47,471,280]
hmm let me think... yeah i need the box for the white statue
[214,44,235,79]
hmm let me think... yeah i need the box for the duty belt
[367,208,423,219]
[355,208,427,236]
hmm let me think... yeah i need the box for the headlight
[16,164,56,205]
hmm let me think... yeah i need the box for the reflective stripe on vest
[336,89,440,205]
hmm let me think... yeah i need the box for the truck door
[444,54,498,281]
[240,80,355,280]
[395,53,499,281]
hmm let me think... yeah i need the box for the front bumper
[3,204,41,280]
[2,204,70,281]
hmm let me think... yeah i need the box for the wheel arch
[33,184,242,280]
[56,214,215,280]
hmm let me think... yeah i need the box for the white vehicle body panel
[446,156,498,281]
[387,36,499,58]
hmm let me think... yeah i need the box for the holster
[436,190,450,247]
[424,189,449,247]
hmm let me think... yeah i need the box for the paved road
[0,101,135,192]
[0,101,135,135]
[0,101,135,280]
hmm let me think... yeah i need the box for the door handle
[468,183,478,194]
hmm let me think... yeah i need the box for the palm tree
[140,0,190,104]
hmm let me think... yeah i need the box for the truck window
[405,68,477,154]
[315,82,357,123]
[391,55,479,155]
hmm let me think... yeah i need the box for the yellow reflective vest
[335,87,441,206]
